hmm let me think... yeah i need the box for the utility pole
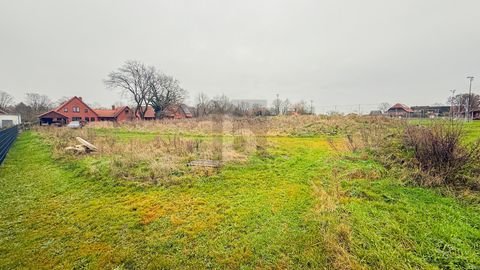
[275,93,280,116]
[466,76,474,121]
[450,89,456,120]
[310,99,313,115]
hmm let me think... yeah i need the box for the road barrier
[0,125,19,165]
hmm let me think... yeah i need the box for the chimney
[78,97,82,100]
[112,105,115,110]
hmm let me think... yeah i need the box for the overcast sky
[1,0,479,113]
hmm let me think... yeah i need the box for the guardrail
[0,125,19,165]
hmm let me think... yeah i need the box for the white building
[0,110,21,128]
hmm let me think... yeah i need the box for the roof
[163,104,193,117]
[388,103,413,113]
[0,108,8,114]
[142,106,156,118]
[38,110,68,118]
[55,96,99,117]
[95,106,129,118]
[179,104,192,115]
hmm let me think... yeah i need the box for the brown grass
[90,115,400,137]
[34,125,261,185]
[403,123,480,188]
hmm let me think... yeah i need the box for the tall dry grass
[35,125,261,185]
[403,123,480,188]
[90,115,400,137]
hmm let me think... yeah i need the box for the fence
[0,125,19,165]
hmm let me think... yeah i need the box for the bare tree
[378,102,391,113]
[104,61,156,119]
[54,96,71,107]
[13,102,33,122]
[211,94,233,114]
[271,94,282,116]
[25,93,52,114]
[195,92,211,117]
[292,100,309,115]
[448,93,480,114]
[0,91,14,111]
[150,73,187,118]
[280,99,291,115]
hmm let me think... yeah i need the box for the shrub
[403,123,480,188]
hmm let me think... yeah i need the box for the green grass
[407,118,480,144]
[1,131,479,269]
[344,179,480,269]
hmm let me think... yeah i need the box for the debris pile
[65,137,97,154]
[187,159,221,168]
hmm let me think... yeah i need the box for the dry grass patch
[34,125,262,185]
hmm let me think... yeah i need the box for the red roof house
[163,104,193,119]
[39,96,99,125]
[135,106,156,120]
[386,103,413,117]
[38,96,136,125]
[136,104,193,120]
[95,106,134,122]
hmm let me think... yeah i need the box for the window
[85,117,89,122]
[84,108,88,113]
[64,108,68,112]
[73,107,80,113]
[72,117,82,121]
[90,117,95,122]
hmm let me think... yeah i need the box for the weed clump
[403,123,480,188]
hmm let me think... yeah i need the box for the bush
[403,123,480,188]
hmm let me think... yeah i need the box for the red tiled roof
[389,103,413,113]
[38,110,68,118]
[55,96,99,117]
[137,106,155,118]
[163,104,193,118]
[95,106,129,118]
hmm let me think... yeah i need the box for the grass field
[0,119,479,269]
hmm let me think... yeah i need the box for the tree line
[448,93,480,115]
[106,61,315,118]
[0,91,55,122]
[193,93,314,117]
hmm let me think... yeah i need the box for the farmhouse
[39,96,99,125]
[38,96,195,125]
[163,104,193,119]
[136,105,193,120]
[386,103,413,118]
[95,106,134,122]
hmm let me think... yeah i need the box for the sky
[0,0,479,113]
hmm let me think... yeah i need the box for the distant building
[162,104,193,119]
[95,106,134,122]
[137,106,156,120]
[231,99,268,109]
[386,103,413,118]
[369,110,383,116]
[468,109,480,120]
[39,96,99,125]
[136,104,193,120]
[411,106,450,118]
[38,96,133,125]
[0,109,21,128]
